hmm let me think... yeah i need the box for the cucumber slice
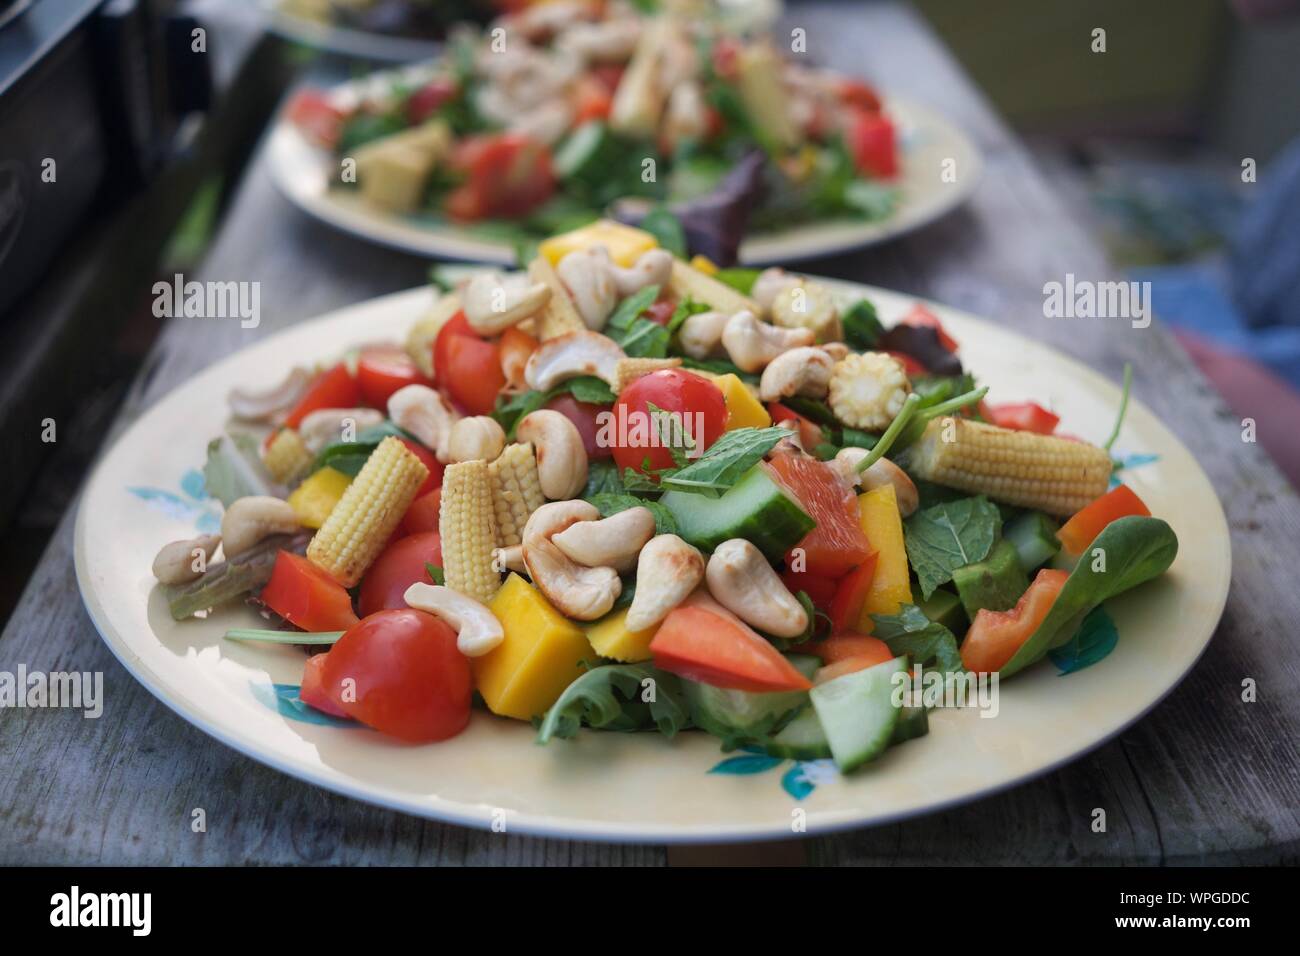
[661,463,814,562]
[553,121,615,184]
[810,656,908,772]
[685,681,807,744]
[916,587,967,633]
[951,539,1028,619]
[1003,510,1061,571]
[762,705,831,760]
[891,703,929,745]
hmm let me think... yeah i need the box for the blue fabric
[1231,137,1300,330]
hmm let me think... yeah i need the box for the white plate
[267,85,982,266]
[75,279,1229,843]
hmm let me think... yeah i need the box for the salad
[152,218,1178,773]
[285,0,901,260]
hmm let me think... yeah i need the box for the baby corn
[488,443,544,547]
[668,260,759,316]
[440,459,502,602]
[528,256,586,339]
[613,356,682,394]
[262,428,314,484]
[909,417,1113,516]
[306,436,428,586]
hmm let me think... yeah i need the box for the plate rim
[73,280,1230,844]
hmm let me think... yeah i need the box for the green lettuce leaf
[536,664,692,744]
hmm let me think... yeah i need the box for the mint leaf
[616,318,670,357]
[606,285,660,334]
[659,426,788,495]
[424,563,446,586]
[904,496,1000,598]
[586,492,679,535]
[869,603,965,675]
[583,459,624,497]
[841,299,884,350]
[563,375,617,405]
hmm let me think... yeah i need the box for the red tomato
[499,325,538,389]
[300,653,348,718]
[358,532,443,617]
[650,592,812,692]
[839,79,882,113]
[434,313,506,416]
[779,567,838,611]
[768,451,873,579]
[357,345,432,409]
[407,77,457,125]
[397,437,443,497]
[1057,485,1150,556]
[283,364,361,429]
[400,488,441,536]
[768,403,824,449]
[317,609,471,741]
[884,350,927,377]
[611,369,727,474]
[900,304,960,352]
[589,64,625,93]
[571,77,613,124]
[286,89,345,148]
[848,110,898,178]
[643,300,677,326]
[445,133,556,221]
[544,394,613,460]
[712,37,741,79]
[962,569,1069,674]
[983,401,1060,436]
[803,633,894,668]
[260,552,360,631]
[828,554,879,632]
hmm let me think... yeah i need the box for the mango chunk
[478,574,597,720]
[689,254,719,275]
[287,467,352,529]
[856,484,911,630]
[714,373,771,431]
[539,218,658,268]
[584,607,658,663]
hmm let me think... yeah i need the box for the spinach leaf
[869,604,965,675]
[659,426,788,495]
[904,496,1001,598]
[1000,516,1177,678]
[842,299,884,350]
[639,208,687,257]
[536,664,692,743]
[585,492,679,535]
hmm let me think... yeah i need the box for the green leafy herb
[639,208,687,257]
[583,459,625,497]
[314,421,410,475]
[665,298,710,337]
[224,629,343,646]
[492,377,617,439]
[713,267,761,295]
[606,284,660,334]
[904,496,1001,599]
[869,604,965,675]
[1104,363,1133,452]
[617,318,671,357]
[424,563,446,586]
[842,299,884,350]
[536,664,692,744]
[622,466,665,494]
[659,426,788,495]
[1000,516,1177,678]
[585,492,679,535]
[646,401,695,468]
[564,375,617,405]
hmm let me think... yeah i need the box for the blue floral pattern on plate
[128,468,221,533]
[709,747,840,800]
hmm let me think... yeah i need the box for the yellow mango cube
[287,467,352,529]
[689,254,719,275]
[478,574,597,720]
[856,484,912,630]
[539,219,658,268]
[584,607,658,663]
[713,373,771,431]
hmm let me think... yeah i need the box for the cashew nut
[720,311,816,373]
[387,384,458,463]
[523,329,625,392]
[705,539,809,638]
[492,544,527,575]
[772,418,805,454]
[625,534,705,632]
[677,310,730,360]
[220,496,301,559]
[608,248,674,297]
[821,342,851,362]
[152,534,221,585]
[227,367,312,422]
[552,506,656,573]
[557,247,620,330]
[522,500,622,620]
[298,407,385,453]
[751,268,796,311]
[515,409,588,500]
[463,272,552,335]
[758,346,835,402]
[448,416,507,463]
[831,449,920,517]
[403,583,504,657]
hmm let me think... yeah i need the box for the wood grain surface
[1,1,1297,865]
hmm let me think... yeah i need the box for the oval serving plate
[267,84,982,267]
[75,279,1228,843]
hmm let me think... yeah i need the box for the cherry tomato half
[610,369,727,475]
[358,532,443,618]
[398,437,443,498]
[357,345,433,409]
[283,364,360,429]
[434,313,506,416]
[260,551,359,632]
[399,488,441,537]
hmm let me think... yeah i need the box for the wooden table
[2,1,1297,866]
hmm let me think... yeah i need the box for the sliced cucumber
[661,463,814,562]
[685,681,807,744]
[952,538,1029,619]
[891,703,929,745]
[1003,510,1061,571]
[762,705,831,760]
[810,656,908,772]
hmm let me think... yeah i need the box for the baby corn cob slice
[263,428,314,484]
[668,260,759,317]
[528,256,586,339]
[406,292,463,378]
[306,436,428,586]
[909,417,1113,516]
[440,459,502,602]
[613,356,682,394]
[488,442,544,547]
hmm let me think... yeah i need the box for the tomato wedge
[982,401,1060,435]
[283,364,360,429]
[828,554,879,632]
[400,488,442,536]
[1057,485,1150,556]
[779,567,837,611]
[651,592,812,693]
[397,437,443,498]
[285,89,345,149]
[358,532,443,618]
[848,109,898,178]
[767,451,872,579]
[961,569,1069,674]
[434,313,506,416]
[900,304,960,352]
[768,403,823,449]
[356,345,432,409]
[803,633,895,668]
[260,551,359,632]
[300,653,348,718]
